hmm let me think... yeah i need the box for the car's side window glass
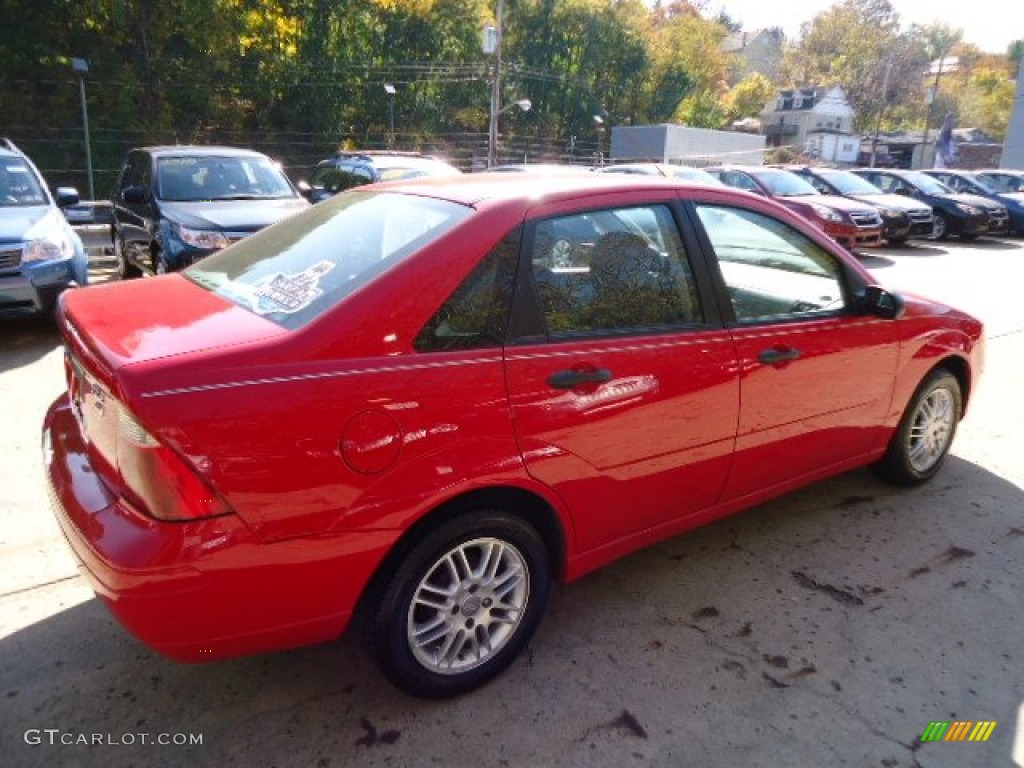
[414,228,520,352]
[724,172,759,193]
[807,177,830,194]
[138,158,153,195]
[530,204,701,336]
[695,204,846,322]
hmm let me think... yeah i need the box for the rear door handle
[758,347,802,365]
[547,368,613,389]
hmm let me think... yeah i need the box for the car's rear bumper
[43,395,392,662]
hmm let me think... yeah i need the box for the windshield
[0,159,47,206]
[157,155,296,202]
[185,190,472,329]
[824,171,883,195]
[753,169,819,197]
[903,171,953,195]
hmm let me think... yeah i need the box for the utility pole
[920,53,947,168]
[487,0,504,168]
[870,58,893,168]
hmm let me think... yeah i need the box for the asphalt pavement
[1,241,1022,768]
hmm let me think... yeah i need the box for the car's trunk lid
[58,275,287,493]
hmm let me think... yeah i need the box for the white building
[760,86,860,164]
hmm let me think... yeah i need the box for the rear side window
[185,190,471,329]
[530,204,702,336]
[310,165,374,193]
[414,228,520,352]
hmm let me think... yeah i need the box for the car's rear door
[504,192,739,554]
[690,202,900,502]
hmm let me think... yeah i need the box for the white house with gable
[760,85,860,164]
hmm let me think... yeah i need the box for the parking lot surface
[2,240,1022,767]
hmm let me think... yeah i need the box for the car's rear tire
[369,511,551,699]
[873,369,961,486]
[114,234,141,279]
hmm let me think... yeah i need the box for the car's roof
[484,163,591,174]
[141,145,271,158]
[375,172,729,207]
[319,151,452,166]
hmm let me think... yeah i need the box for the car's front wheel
[873,369,962,486]
[370,511,551,699]
[114,234,140,279]
[927,212,950,241]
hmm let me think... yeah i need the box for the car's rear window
[184,190,471,329]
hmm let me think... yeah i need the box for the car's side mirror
[296,180,313,199]
[893,187,910,196]
[121,185,148,204]
[860,285,905,319]
[54,187,80,208]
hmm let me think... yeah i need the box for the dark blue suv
[0,139,88,316]
[111,146,309,277]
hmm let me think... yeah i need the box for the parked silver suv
[0,139,87,316]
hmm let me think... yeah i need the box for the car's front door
[692,203,900,502]
[117,151,155,266]
[504,197,740,554]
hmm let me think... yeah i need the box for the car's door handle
[758,347,802,365]
[547,368,613,389]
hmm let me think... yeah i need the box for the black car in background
[852,168,1005,241]
[923,169,1023,235]
[781,166,933,244]
[300,151,461,203]
[111,146,309,277]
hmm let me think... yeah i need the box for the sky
[705,0,1020,54]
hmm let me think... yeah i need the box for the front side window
[185,190,472,329]
[530,204,701,335]
[696,204,846,322]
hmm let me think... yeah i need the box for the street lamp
[593,114,605,166]
[71,57,94,200]
[384,83,396,148]
[488,95,531,166]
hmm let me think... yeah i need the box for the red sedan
[44,174,983,698]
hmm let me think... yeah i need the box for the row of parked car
[3,136,1023,319]
[600,163,1024,248]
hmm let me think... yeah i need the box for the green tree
[959,68,1015,140]
[725,72,775,121]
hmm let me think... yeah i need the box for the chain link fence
[2,127,605,201]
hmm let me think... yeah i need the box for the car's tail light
[116,405,232,521]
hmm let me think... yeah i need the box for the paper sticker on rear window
[252,260,335,315]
